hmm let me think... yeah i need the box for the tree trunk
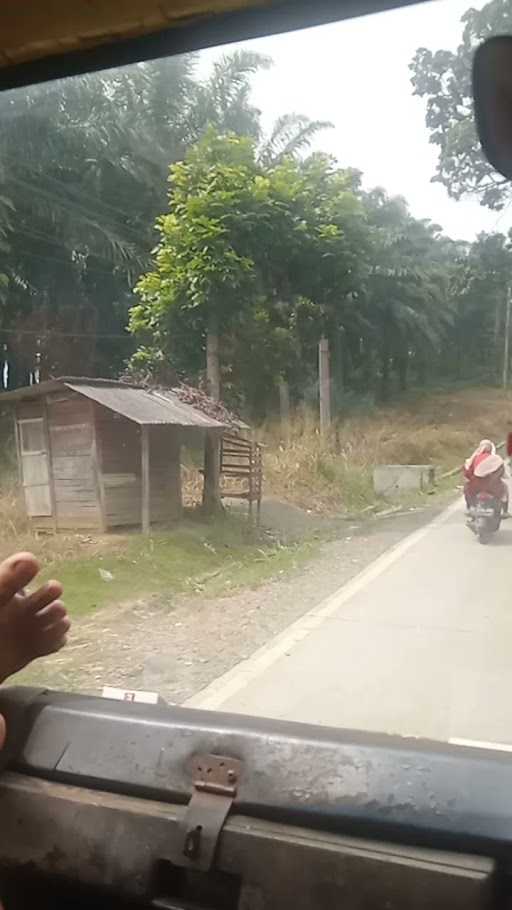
[455,338,462,380]
[417,355,427,388]
[396,352,408,392]
[202,432,222,514]
[378,317,392,402]
[319,335,331,435]
[380,355,390,402]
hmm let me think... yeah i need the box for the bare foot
[0,552,70,683]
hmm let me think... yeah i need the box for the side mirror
[473,36,512,181]
[507,431,512,458]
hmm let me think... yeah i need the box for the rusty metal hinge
[176,753,242,872]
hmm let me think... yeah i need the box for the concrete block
[373,464,435,498]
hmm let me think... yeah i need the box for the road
[187,496,512,746]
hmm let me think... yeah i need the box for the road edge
[185,496,462,711]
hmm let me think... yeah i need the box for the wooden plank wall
[94,405,141,527]
[16,399,46,528]
[94,407,182,528]
[148,425,182,523]
[15,394,184,531]
[17,400,43,420]
[46,392,101,530]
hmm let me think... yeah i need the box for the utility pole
[278,378,290,442]
[206,325,220,401]
[319,335,331,435]
[503,284,511,389]
[203,315,222,513]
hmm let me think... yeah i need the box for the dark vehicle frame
[0,687,502,908]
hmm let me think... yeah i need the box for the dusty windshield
[0,0,510,747]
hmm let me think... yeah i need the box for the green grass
[35,515,319,618]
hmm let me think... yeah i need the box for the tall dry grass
[260,387,512,514]
[0,472,128,565]
[0,474,29,546]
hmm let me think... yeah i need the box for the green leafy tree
[440,231,512,381]
[131,131,271,399]
[131,141,369,421]
[410,0,512,209]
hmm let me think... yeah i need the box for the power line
[6,243,128,278]
[11,156,150,226]
[0,130,166,228]
[7,223,150,277]
[0,327,134,341]
[7,173,146,248]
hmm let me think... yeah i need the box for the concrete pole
[319,335,331,435]
[206,328,220,402]
[503,286,511,389]
[141,425,150,535]
[204,317,221,513]
[278,378,290,441]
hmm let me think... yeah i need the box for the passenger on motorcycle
[464,439,496,511]
[464,439,496,476]
[465,452,509,517]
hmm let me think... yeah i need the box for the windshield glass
[1,0,510,748]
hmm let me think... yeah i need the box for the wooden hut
[2,377,226,533]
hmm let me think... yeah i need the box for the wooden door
[18,417,52,517]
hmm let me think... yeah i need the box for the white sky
[197,0,511,241]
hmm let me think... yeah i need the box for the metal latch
[177,753,242,872]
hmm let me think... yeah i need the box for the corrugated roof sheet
[66,383,225,428]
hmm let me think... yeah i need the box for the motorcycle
[467,491,502,544]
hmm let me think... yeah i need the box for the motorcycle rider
[463,439,496,512]
[466,452,509,517]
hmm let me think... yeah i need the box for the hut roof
[0,377,227,429]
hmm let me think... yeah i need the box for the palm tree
[0,48,333,387]
[0,70,162,381]
[258,113,333,165]
[362,190,454,398]
[187,50,270,142]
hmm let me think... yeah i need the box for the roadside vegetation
[261,386,512,513]
[0,479,317,620]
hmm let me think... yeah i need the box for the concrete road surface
[187,496,512,746]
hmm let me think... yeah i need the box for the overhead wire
[0,327,134,341]
[7,173,147,249]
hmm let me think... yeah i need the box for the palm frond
[259,114,333,165]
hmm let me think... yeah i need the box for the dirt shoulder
[17,497,454,701]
